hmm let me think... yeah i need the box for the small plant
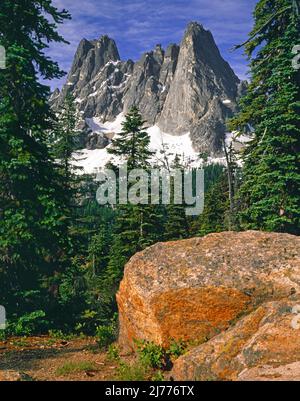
[167,339,187,359]
[107,344,120,361]
[9,310,47,336]
[48,330,77,341]
[96,314,118,349]
[135,340,166,369]
[11,338,29,347]
[96,325,115,348]
[151,370,165,381]
[45,338,56,346]
[56,361,97,376]
[48,329,65,339]
[0,330,7,341]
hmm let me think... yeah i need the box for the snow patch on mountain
[72,114,253,175]
[73,114,203,174]
[148,125,198,166]
[86,113,125,134]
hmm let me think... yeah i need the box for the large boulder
[117,231,300,352]
[171,299,300,381]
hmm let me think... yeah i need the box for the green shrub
[0,330,7,341]
[8,310,47,336]
[107,344,120,361]
[96,313,118,349]
[96,325,115,348]
[151,370,165,381]
[48,329,77,341]
[167,339,187,359]
[135,340,166,369]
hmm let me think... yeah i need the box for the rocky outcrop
[171,299,300,381]
[116,231,300,376]
[157,23,240,153]
[51,35,134,123]
[123,45,167,126]
[52,22,245,154]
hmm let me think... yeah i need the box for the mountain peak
[98,34,116,45]
[53,23,243,161]
[157,21,240,149]
[182,21,213,45]
[96,35,120,61]
[186,21,205,31]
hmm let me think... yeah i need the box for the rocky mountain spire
[52,22,246,156]
[157,22,241,152]
[123,44,168,125]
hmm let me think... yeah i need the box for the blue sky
[47,0,257,90]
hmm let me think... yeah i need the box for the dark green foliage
[49,94,82,188]
[0,0,72,331]
[203,164,226,191]
[102,108,164,314]
[164,155,189,241]
[230,0,300,234]
[167,339,188,359]
[189,164,227,235]
[196,172,229,236]
[135,340,166,369]
[95,313,118,349]
[108,106,154,169]
[7,310,48,336]
[164,202,188,241]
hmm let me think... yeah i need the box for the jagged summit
[185,21,205,32]
[157,22,242,151]
[52,22,246,170]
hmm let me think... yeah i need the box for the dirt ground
[0,336,131,381]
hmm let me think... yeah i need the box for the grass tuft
[56,361,97,376]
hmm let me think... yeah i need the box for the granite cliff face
[52,22,246,158]
[157,23,241,151]
[51,35,134,131]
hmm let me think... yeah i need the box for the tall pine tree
[108,106,154,169]
[102,108,163,316]
[0,0,72,330]
[50,93,82,191]
[164,155,189,241]
[196,172,229,236]
[230,0,300,234]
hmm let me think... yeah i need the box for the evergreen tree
[0,0,71,330]
[230,0,300,234]
[222,137,240,230]
[82,223,114,330]
[101,108,163,317]
[108,106,154,169]
[189,163,225,235]
[50,93,82,191]
[196,172,229,236]
[164,155,189,241]
[107,107,159,258]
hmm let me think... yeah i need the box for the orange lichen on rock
[117,230,300,377]
[171,300,300,381]
[151,287,251,346]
